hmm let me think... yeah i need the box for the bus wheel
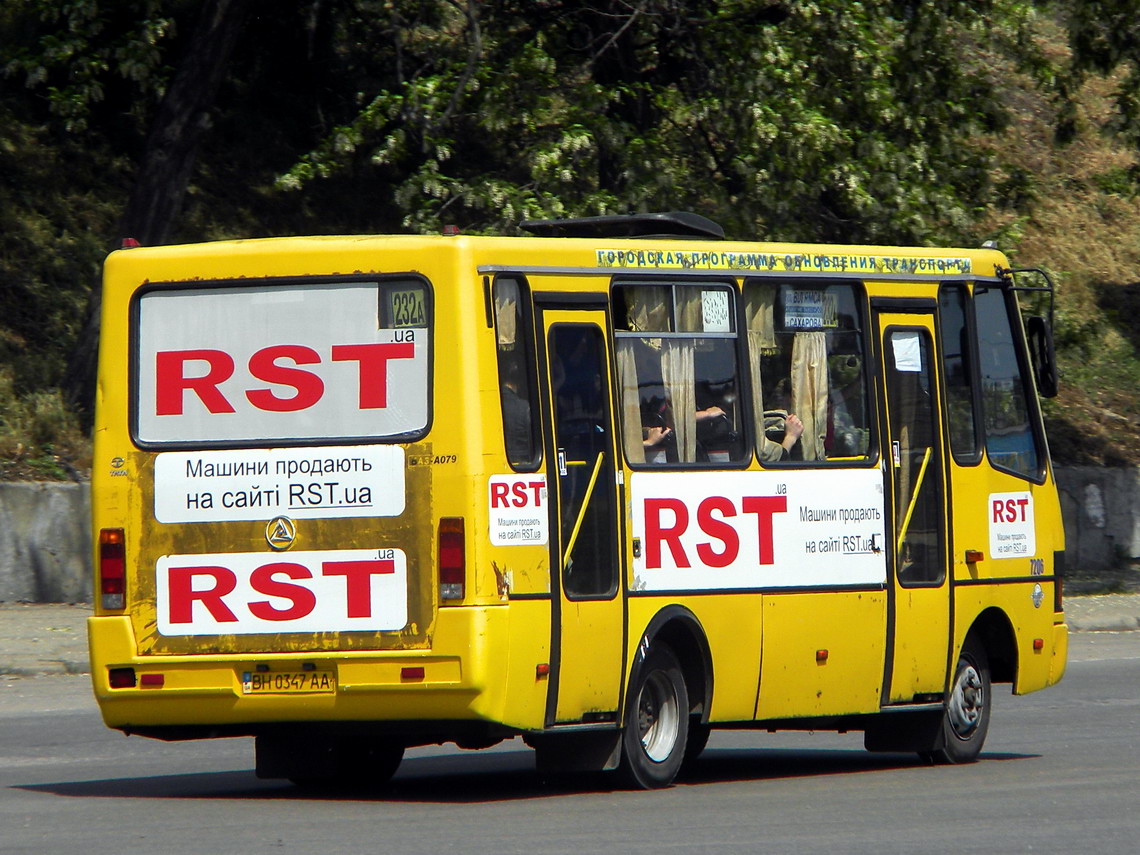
[619,643,689,789]
[924,637,991,765]
[681,718,711,775]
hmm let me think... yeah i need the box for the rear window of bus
[132,277,431,447]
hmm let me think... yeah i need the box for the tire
[680,719,711,774]
[618,642,689,789]
[924,637,991,764]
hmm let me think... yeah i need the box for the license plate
[241,670,336,695]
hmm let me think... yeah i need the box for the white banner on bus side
[989,491,1036,558]
[153,445,405,523]
[488,475,548,545]
[630,468,887,591]
[156,548,408,636]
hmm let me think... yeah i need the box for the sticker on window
[701,290,731,332]
[782,289,838,330]
[891,331,923,372]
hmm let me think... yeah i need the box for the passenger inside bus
[744,280,872,463]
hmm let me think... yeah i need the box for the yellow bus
[89,212,1067,789]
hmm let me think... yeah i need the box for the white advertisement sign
[156,548,408,636]
[154,445,405,523]
[488,475,548,545]
[136,283,428,444]
[989,491,1036,558]
[631,468,886,591]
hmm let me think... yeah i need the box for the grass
[0,369,90,481]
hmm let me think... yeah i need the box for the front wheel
[924,637,991,764]
[618,642,689,789]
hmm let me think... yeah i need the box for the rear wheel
[924,637,991,764]
[618,642,688,789]
[681,719,711,774]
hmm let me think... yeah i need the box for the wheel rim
[637,670,680,762]
[947,662,984,740]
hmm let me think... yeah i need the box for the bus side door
[536,301,626,725]
[875,308,951,703]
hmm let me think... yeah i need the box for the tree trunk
[62,0,251,417]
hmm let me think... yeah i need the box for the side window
[613,283,746,466]
[493,277,539,469]
[974,287,1043,480]
[742,281,872,463]
[938,283,981,462]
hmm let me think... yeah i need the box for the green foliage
[276,1,1037,244]
[1055,0,1140,158]
[1,0,179,133]
[0,0,1139,473]
[0,368,89,479]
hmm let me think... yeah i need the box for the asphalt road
[1,632,1137,855]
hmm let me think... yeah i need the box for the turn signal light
[439,517,465,601]
[99,528,126,611]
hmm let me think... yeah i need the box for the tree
[59,0,252,411]
[278,0,1033,244]
[1054,0,1140,162]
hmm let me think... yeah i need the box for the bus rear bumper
[87,607,505,732]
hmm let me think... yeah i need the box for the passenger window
[742,281,872,463]
[974,287,1043,480]
[938,284,981,462]
[613,283,746,466]
[493,277,539,469]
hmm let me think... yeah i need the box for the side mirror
[1026,315,1058,398]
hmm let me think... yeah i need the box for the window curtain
[616,339,644,464]
[791,331,829,460]
[744,284,784,461]
[665,288,701,462]
[494,279,518,348]
[620,286,671,463]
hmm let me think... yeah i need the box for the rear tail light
[438,517,465,601]
[99,528,126,611]
[108,667,136,688]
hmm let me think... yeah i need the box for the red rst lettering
[644,498,691,569]
[527,481,545,505]
[245,345,325,412]
[155,350,236,415]
[322,559,396,618]
[166,565,238,624]
[511,482,530,507]
[741,495,788,566]
[490,482,510,508]
[248,562,317,621]
[992,500,1004,523]
[696,496,740,568]
[1016,497,1030,522]
[330,343,415,409]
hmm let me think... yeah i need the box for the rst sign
[989,491,1036,558]
[156,548,408,635]
[631,469,887,591]
[488,475,548,545]
[135,281,429,444]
